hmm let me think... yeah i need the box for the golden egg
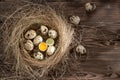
[39,42,48,51]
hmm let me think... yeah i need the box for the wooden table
[0,0,120,79]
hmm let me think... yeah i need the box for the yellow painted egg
[24,40,34,51]
[39,42,48,51]
[33,35,43,46]
[25,30,36,39]
[33,52,44,60]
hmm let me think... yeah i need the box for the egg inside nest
[24,23,58,60]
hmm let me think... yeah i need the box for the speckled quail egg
[33,35,43,46]
[24,40,34,51]
[76,45,86,54]
[25,30,37,39]
[48,29,57,39]
[69,15,80,25]
[85,2,96,12]
[33,52,44,60]
[46,46,56,56]
[40,25,48,35]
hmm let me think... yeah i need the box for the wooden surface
[0,0,120,79]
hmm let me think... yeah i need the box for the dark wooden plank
[0,0,120,79]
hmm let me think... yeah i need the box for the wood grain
[0,0,120,79]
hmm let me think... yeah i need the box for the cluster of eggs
[24,25,58,60]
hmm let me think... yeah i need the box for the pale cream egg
[33,35,43,46]
[46,46,56,56]
[24,40,34,51]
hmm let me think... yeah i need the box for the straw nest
[1,4,74,78]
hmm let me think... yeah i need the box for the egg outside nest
[76,44,86,55]
[85,2,96,13]
[69,15,80,25]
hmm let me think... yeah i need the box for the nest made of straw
[1,4,74,78]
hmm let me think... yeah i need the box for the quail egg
[33,52,44,60]
[70,15,80,25]
[39,42,48,52]
[40,25,48,35]
[46,46,56,56]
[25,30,37,39]
[46,38,55,46]
[33,35,43,46]
[85,2,96,12]
[48,29,57,39]
[24,40,34,51]
[76,45,86,54]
